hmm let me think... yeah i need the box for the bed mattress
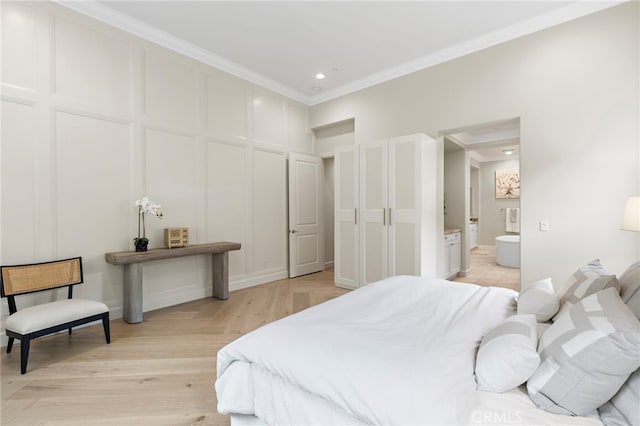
[216,276,520,425]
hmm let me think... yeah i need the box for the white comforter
[216,276,518,425]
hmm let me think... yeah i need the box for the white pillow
[475,314,540,393]
[528,288,640,416]
[518,278,559,322]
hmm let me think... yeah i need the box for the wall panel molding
[1,1,312,328]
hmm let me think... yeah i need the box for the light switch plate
[540,220,549,231]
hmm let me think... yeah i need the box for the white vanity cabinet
[442,231,461,279]
[469,223,479,249]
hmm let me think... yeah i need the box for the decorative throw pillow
[475,314,539,393]
[553,259,619,321]
[618,261,640,320]
[536,322,552,340]
[599,368,640,426]
[527,288,640,416]
[518,278,559,322]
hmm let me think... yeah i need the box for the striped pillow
[619,261,640,320]
[553,259,619,321]
[527,288,640,416]
[599,368,640,426]
[475,314,539,393]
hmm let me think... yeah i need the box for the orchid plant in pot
[133,197,163,252]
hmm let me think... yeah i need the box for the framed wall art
[495,169,520,199]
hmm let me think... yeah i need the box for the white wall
[470,165,480,219]
[0,2,312,331]
[310,3,639,286]
[323,158,335,267]
[479,159,520,245]
[444,144,470,274]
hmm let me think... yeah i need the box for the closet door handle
[354,208,357,225]
[382,209,386,226]
[388,208,392,225]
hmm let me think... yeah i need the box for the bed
[216,262,640,426]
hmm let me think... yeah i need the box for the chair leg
[7,337,14,353]
[102,313,111,344]
[20,337,30,375]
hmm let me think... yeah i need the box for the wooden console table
[105,242,241,324]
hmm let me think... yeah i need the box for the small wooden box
[164,228,188,249]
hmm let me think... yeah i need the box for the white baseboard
[230,270,288,292]
[324,261,334,269]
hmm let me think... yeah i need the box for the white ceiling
[58,1,622,106]
[445,118,520,163]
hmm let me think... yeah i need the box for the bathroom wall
[444,142,470,274]
[479,159,520,245]
[470,160,481,219]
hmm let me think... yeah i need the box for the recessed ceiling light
[315,73,325,80]
[312,86,323,91]
[503,149,514,155]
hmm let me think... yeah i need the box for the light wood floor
[1,270,348,426]
[1,263,517,425]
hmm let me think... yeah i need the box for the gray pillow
[475,314,539,393]
[619,261,640,320]
[599,368,639,426]
[553,259,619,321]
[527,288,640,416]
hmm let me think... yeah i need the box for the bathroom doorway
[441,118,520,291]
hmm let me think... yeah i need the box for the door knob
[290,229,297,234]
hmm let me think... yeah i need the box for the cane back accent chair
[1,257,110,374]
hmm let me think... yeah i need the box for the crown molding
[307,0,625,106]
[54,0,625,107]
[52,0,311,105]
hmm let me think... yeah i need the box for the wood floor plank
[0,269,345,426]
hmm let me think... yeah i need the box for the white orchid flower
[135,197,149,207]
[134,197,163,245]
[148,204,163,218]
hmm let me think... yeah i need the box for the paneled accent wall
[0,1,312,333]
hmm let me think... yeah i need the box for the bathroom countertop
[444,228,461,235]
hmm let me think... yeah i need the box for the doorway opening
[440,117,520,291]
[311,118,355,275]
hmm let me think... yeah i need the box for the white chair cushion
[5,299,108,335]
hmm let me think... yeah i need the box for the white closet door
[360,141,388,285]
[334,146,359,288]
[388,136,420,276]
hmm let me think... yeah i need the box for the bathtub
[496,235,520,268]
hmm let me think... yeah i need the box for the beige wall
[1,1,312,332]
[310,3,640,286]
[479,160,521,245]
[444,145,470,274]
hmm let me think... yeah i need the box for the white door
[388,136,420,276]
[360,141,388,285]
[288,152,323,278]
[334,146,359,288]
